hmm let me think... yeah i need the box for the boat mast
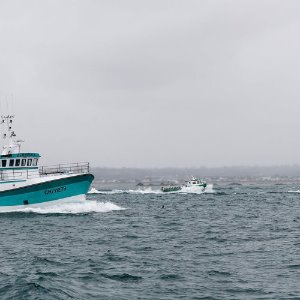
[0,115,23,155]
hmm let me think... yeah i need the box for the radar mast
[0,115,23,155]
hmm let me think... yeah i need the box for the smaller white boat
[161,177,207,193]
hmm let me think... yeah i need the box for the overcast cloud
[0,0,300,167]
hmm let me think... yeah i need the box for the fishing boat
[0,115,94,211]
[161,177,207,193]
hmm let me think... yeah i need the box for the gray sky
[0,0,300,167]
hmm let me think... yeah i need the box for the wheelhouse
[0,153,40,170]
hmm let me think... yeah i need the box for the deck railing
[39,162,90,176]
[0,162,90,181]
[0,170,25,181]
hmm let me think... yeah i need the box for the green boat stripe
[0,153,41,159]
[0,167,39,171]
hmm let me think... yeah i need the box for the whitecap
[1,200,125,214]
[87,187,102,194]
[287,190,300,193]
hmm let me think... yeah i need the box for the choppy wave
[1,201,125,214]
[1,183,299,299]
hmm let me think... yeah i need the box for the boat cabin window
[9,159,14,167]
[27,159,32,166]
[15,159,20,167]
[21,159,26,166]
[1,160,6,167]
[32,158,38,166]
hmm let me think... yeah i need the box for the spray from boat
[88,183,215,195]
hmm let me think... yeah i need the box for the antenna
[16,139,24,153]
[0,114,23,155]
[0,97,23,155]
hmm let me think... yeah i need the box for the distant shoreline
[91,166,300,183]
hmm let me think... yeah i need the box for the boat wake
[287,190,300,194]
[126,188,163,195]
[88,187,103,194]
[203,184,215,193]
[0,200,125,214]
[89,187,162,195]
[88,184,215,195]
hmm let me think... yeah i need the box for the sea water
[0,183,299,299]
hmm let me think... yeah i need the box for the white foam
[2,200,125,214]
[127,187,162,194]
[88,187,102,194]
[204,184,215,194]
[287,190,300,193]
[90,189,125,195]
[89,184,215,195]
[89,187,163,195]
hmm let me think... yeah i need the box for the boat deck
[0,162,90,182]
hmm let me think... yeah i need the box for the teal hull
[0,174,94,207]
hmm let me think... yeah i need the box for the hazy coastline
[91,165,300,184]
